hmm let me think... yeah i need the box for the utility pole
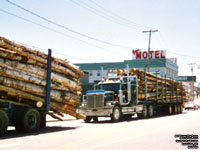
[143,29,158,72]
[188,63,196,101]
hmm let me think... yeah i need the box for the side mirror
[82,95,86,103]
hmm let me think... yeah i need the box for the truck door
[130,84,137,106]
[130,77,137,106]
[122,83,128,103]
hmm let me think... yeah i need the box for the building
[178,76,197,101]
[76,50,178,83]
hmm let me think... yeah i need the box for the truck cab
[79,73,144,122]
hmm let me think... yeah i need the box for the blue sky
[1,0,200,79]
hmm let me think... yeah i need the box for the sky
[0,0,200,82]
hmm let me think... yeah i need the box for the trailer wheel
[138,105,148,119]
[0,110,9,136]
[111,106,121,122]
[16,108,41,133]
[173,105,178,114]
[177,105,181,113]
[93,117,98,122]
[179,105,183,113]
[168,105,173,115]
[84,116,92,123]
[148,105,154,118]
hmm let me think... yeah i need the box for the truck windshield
[98,83,120,93]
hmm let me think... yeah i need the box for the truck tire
[168,105,173,115]
[0,110,9,136]
[148,105,154,118]
[111,106,121,122]
[93,117,98,122]
[84,116,92,123]
[179,105,183,113]
[138,105,148,119]
[16,108,41,133]
[173,105,178,114]
[177,105,181,113]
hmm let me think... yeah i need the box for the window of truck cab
[98,83,120,94]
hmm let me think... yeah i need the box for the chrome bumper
[78,108,113,117]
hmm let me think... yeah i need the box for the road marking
[0,143,20,148]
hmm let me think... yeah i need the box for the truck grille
[87,94,104,109]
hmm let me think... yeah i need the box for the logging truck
[79,68,187,122]
[0,49,53,136]
[0,36,83,136]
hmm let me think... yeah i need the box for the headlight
[106,102,112,106]
[137,105,143,111]
[80,103,86,107]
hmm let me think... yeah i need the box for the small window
[97,73,101,76]
[89,73,93,76]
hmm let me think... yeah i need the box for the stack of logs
[118,68,188,103]
[0,36,84,119]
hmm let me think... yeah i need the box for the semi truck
[79,67,187,122]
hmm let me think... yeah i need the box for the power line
[167,51,200,59]
[0,9,124,56]
[69,0,145,30]
[3,1,199,69]
[7,0,199,60]
[5,0,132,49]
[88,0,151,29]
[153,32,200,60]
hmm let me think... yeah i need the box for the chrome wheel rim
[114,108,120,120]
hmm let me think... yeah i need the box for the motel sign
[132,49,166,60]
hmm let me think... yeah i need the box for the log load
[118,68,188,103]
[0,36,84,119]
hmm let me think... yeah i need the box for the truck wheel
[111,106,121,122]
[93,117,98,122]
[16,108,41,133]
[0,110,9,136]
[180,105,183,113]
[173,105,178,114]
[177,105,181,113]
[148,105,154,118]
[138,105,148,119]
[168,105,172,115]
[84,116,92,123]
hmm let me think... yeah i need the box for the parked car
[184,101,198,110]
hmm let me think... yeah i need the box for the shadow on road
[84,112,189,124]
[47,118,75,122]
[0,126,81,140]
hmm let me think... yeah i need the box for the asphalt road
[1,110,200,150]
